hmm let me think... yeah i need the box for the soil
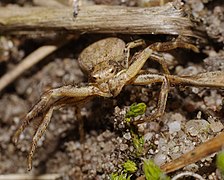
[0,0,224,180]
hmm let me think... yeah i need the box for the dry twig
[0,2,204,41]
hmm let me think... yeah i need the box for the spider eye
[90,75,95,82]
[109,68,115,74]
[91,73,100,81]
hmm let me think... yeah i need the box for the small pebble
[208,117,224,133]
[185,119,210,136]
[168,121,181,134]
[144,132,154,142]
[154,152,167,166]
[120,144,128,151]
[123,132,131,140]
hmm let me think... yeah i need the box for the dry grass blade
[161,131,224,173]
[0,35,77,93]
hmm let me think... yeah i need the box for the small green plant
[132,133,144,156]
[216,150,224,178]
[123,160,137,173]
[143,159,170,180]
[125,102,146,156]
[110,172,132,180]
[110,160,136,180]
[126,102,147,119]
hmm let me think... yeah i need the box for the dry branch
[0,3,204,40]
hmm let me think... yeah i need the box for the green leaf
[143,159,170,180]
[123,160,137,173]
[126,102,147,118]
[217,151,224,177]
[110,172,132,180]
[132,134,144,156]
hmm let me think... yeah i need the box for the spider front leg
[110,40,197,96]
[131,74,170,125]
[124,39,146,68]
[27,106,54,171]
[147,39,199,74]
[12,90,55,144]
[26,98,88,171]
[26,98,83,171]
[150,52,170,74]
[124,40,170,74]
[149,39,199,53]
[13,85,111,170]
[13,85,110,142]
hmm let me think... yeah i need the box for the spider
[13,37,224,171]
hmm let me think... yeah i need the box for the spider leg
[131,70,224,124]
[134,71,224,88]
[131,72,164,85]
[13,85,111,170]
[167,71,224,88]
[75,106,85,142]
[131,74,170,125]
[124,39,146,68]
[110,40,198,96]
[150,52,170,74]
[12,92,52,144]
[27,97,90,171]
[13,85,111,144]
[145,39,199,74]
[27,106,54,171]
[149,39,199,53]
[126,38,197,75]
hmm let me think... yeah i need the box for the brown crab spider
[13,37,224,171]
